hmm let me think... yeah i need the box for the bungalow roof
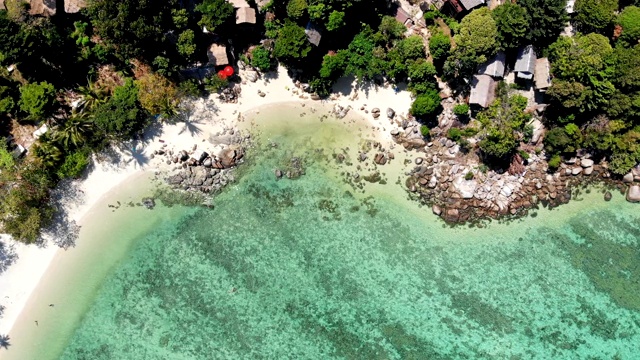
[469,75,497,108]
[534,58,552,90]
[64,0,86,13]
[207,43,229,66]
[515,45,536,79]
[477,52,506,78]
[459,0,485,10]
[305,22,322,46]
[236,7,256,24]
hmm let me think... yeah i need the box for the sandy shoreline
[0,66,412,343]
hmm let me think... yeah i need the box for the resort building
[207,43,229,66]
[469,74,497,108]
[395,7,413,27]
[64,0,87,13]
[477,52,506,79]
[29,0,56,16]
[236,7,256,25]
[534,58,552,91]
[305,23,322,47]
[514,45,536,80]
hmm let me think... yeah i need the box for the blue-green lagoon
[9,103,640,359]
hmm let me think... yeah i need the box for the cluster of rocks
[274,156,306,180]
[369,107,395,120]
[388,122,626,223]
[218,84,241,103]
[158,145,244,193]
[623,166,640,202]
[332,104,351,119]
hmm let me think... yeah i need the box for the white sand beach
[0,66,413,341]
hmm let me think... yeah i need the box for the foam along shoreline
[0,66,412,348]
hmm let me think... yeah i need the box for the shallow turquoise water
[57,107,640,359]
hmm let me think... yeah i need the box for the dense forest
[0,0,639,243]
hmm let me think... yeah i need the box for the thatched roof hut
[236,7,256,24]
[534,58,552,91]
[207,44,229,66]
[64,0,86,13]
[227,0,249,8]
[29,0,56,16]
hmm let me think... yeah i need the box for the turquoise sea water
[22,105,640,359]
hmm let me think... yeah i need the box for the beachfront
[0,65,414,352]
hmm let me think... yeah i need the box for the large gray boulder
[626,185,640,203]
[580,159,594,168]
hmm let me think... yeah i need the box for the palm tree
[76,80,107,113]
[0,334,10,350]
[33,140,63,168]
[53,112,94,149]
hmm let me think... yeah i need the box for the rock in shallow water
[142,198,156,209]
[626,185,640,203]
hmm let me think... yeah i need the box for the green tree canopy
[251,46,273,72]
[547,33,615,114]
[616,6,640,46]
[18,82,56,121]
[477,92,531,162]
[93,79,148,140]
[196,0,234,32]
[410,89,442,120]
[519,0,568,47]
[273,21,311,63]
[492,3,529,51]
[87,0,179,60]
[428,30,451,63]
[574,0,618,34]
[445,8,497,79]
[287,0,308,19]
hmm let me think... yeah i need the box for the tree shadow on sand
[38,178,84,250]
[0,334,10,350]
[0,241,17,275]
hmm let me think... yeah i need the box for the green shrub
[461,127,478,137]
[518,150,530,160]
[56,149,90,179]
[420,125,429,137]
[286,0,307,18]
[447,127,462,141]
[19,82,57,121]
[548,154,562,169]
[178,79,203,98]
[410,89,442,119]
[523,124,534,142]
[204,75,228,93]
[464,171,474,180]
[453,103,470,116]
[478,164,489,173]
[251,46,273,72]
[423,11,436,24]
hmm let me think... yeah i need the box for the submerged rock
[142,197,156,209]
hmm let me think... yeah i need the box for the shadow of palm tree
[122,142,151,168]
[178,118,204,137]
[0,334,10,350]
